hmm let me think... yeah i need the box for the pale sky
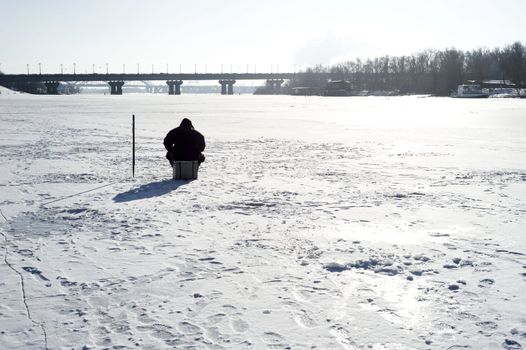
[1,0,525,74]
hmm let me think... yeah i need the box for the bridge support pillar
[219,79,236,95]
[45,81,60,95]
[167,81,175,95]
[166,80,183,95]
[108,81,124,95]
[227,80,235,95]
[219,80,227,95]
[267,79,284,94]
[175,80,183,95]
[167,80,183,95]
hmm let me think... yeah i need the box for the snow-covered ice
[0,94,525,349]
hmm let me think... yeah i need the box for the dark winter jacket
[163,122,205,161]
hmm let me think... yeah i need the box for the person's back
[164,118,205,165]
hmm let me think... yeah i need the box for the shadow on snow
[112,179,191,203]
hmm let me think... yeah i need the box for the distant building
[470,80,515,89]
[325,80,353,96]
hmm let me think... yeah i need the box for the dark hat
[180,118,193,128]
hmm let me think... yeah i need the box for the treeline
[287,42,526,96]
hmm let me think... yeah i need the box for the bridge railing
[0,72,326,83]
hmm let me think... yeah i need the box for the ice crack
[0,208,49,350]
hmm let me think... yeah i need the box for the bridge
[0,72,316,95]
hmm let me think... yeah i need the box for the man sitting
[163,118,205,167]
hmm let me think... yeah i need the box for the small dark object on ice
[502,339,522,349]
[448,284,460,291]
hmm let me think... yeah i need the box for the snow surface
[0,94,525,349]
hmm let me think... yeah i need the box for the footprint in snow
[205,326,227,342]
[231,318,249,332]
[206,313,227,325]
[294,310,317,328]
[476,321,498,330]
[262,331,285,344]
[502,339,522,350]
[22,266,49,281]
[57,276,77,287]
[150,326,176,340]
[479,278,495,287]
[178,321,202,335]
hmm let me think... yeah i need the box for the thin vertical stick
[132,114,135,177]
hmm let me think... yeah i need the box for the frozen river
[1,94,525,349]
